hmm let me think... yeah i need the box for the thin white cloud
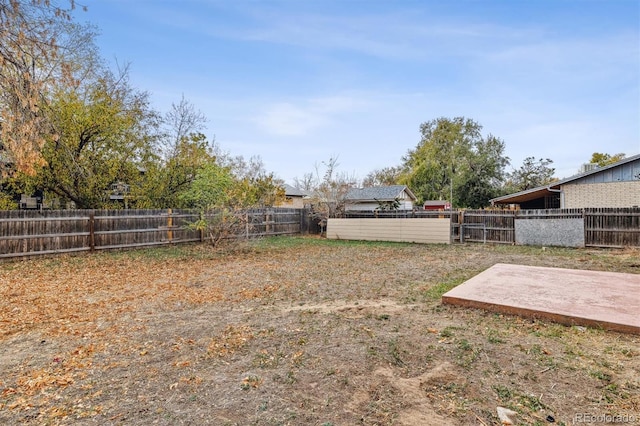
[254,102,328,136]
[215,12,536,62]
[254,95,372,136]
[486,32,638,80]
[136,1,537,62]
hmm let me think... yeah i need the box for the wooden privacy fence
[245,208,305,237]
[453,208,640,247]
[0,208,305,259]
[584,208,640,248]
[2,207,636,258]
[345,208,640,248]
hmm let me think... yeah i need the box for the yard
[0,237,638,425]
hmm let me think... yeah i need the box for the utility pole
[450,138,454,209]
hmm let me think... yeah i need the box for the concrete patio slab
[442,263,640,334]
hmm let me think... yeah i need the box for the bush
[0,193,17,210]
[191,208,251,248]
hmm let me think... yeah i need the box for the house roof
[345,185,417,202]
[424,200,450,206]
[491,153,640,205]
[490,186,558,205]
[282,184,310,198]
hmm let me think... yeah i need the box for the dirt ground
[0,236,639,425]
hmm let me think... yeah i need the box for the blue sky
[77,0,639,185]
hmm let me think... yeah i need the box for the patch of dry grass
[0,237,638,425]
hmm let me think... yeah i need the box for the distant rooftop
[282,184,310,197]
[345,185,416,201]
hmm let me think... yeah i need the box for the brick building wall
[562,181,640,208]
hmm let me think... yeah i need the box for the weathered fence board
[455,210,515,244]
[0,210,91,258]
[584,208,640,247]
[0,208,305,259]
[246,209,303,237]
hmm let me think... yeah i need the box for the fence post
[167,208,173,243]
[246,212,249,239]
[582,208,587,246]
[89,211,95,252]
[199,211,204,243]
[459,210,465,243]
[513,209,518,244]
[265,209,272,235]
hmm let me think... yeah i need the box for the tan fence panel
[326,218,451,244]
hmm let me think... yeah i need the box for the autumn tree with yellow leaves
[0,0,93,175]
[0,1,283,211]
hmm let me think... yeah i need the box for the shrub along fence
[0,208,306,259]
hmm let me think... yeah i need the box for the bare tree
[308,156,357,219]
[163,95,207,160]
[293,172,315,192]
